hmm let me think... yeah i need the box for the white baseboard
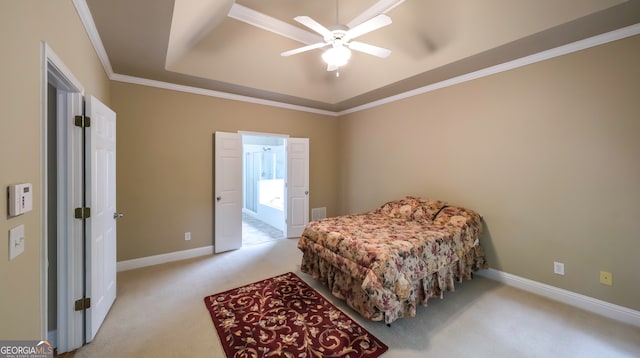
[117,245,213,272]
[477,268,640,327]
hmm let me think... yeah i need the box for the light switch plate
[9,225,25,260]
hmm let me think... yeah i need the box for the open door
[44,48,118,352]
[85,95,117,342]
[286,138,309,238]
[214,132,243,253]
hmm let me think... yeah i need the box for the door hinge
[74,207,91,219]
[74,115,91,128]
[74,297,91,311]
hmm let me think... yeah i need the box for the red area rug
[204,272,388,358]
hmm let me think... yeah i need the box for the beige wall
[1,0,637,341]
[338,35,640,310]
[110,82,339,261]
[0,1,110,339]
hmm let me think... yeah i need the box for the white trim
[477,268,640,328]
[110,73,339,117]
[54,91,85,354]
[239,130,290,138]
[42,43,85,351]
[72,0,114,77]
[44,44,85,94]
[117,246,214,272]
[73,0,640,115]
[339,22,640,115]
[40,43,49,343]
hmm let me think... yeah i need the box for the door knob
[216,196,222,201]
[305,191,309,195]
[113,212,124,219]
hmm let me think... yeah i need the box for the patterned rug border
[204,272,389,358]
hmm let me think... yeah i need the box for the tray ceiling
[85,0,640,112]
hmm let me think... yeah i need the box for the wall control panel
[8,183,33,217]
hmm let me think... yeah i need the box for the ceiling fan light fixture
[281,0,394,71]
[322,45,352,67]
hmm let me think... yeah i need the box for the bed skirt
[299,244,488,324]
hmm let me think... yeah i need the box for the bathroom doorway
[242,134,285,245]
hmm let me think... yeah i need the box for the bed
[297,196,488,324]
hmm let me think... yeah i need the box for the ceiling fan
[280,0,393,74]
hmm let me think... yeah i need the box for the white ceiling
[84,0,640,112]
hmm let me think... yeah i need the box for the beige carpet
[74,238,640,357]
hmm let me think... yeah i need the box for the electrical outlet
[599,271,613,286]
[553,261,564,275]
[184,232,191,241]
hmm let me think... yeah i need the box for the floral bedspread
[297,197,487,323]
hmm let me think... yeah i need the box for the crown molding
[72,0,114,78]
[110,73,339,116]
[338,22,640,115]
[73,0,639,117]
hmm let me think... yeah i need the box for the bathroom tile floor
[242,212,284,246]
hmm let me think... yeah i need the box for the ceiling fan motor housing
[280,9,393,70]
[326,29,348,45]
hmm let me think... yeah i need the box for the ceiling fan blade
[281,42,328,57]
[348,41,391,58]
[347,0,405,28]
[229,4,321,45]
[345,14,392,40]
[294,16,333,39]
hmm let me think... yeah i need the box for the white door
[214,132,243,253]
[286,138,309,238]
[85,96,117,342]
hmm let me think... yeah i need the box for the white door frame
[41,43,86,352]
[234,131,309,240]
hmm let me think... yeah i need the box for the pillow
[375,196,422,219]
[432,205,482,232]
[376,196,448,221]
[415,198,448,221]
